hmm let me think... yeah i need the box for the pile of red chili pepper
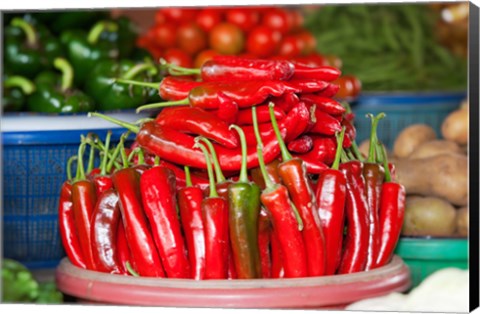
[58,56,404,279]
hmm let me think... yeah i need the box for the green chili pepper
[27,57,95,113]
[226,124,262,279]
[3,75,35,112]
[85,59,157,111]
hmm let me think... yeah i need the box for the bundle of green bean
[305,3,467,92]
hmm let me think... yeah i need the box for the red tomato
[176,23,208,56]
[194,49,220,68]
[196,8,224,32]
[163,48,193,68]
[209,22,245,55]
[150,23,177,49]
[296,31,316,55]
[225,8,260,33]
[155,10,167,25]
[246,25,281,58]
[287,10,304,32]
[262,8,291,35]
[278,35,303,58]
[334,75,362,99]
[161,7,198,24]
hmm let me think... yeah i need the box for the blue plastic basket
[351,91,466,149]
[2,112,144,269]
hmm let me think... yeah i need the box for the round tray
[55,255,411,308]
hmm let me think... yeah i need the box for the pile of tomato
[137,6,361,100]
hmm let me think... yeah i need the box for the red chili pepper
[236,104,285,126]
[250,158,282,191]
[292,64,341,82]
[307,105,343,136]
[269,91,299,113]
[287,135,313,154]
[164,56,295,81]
[71,141,97,270]
[317,83,340,98]
[155,106,239,149]
[258,208,272,279]
[91,188,122,274]
[211,93,239,125]
[270,226,284,278]
[300,94,346,116]
[115,219,131,275]
[291,153,329,175]
[178,166,206,280]
[315,129,347,275]
[338,160,370,274]
[113,167,165,277]
[283,79,329,94]
[253,106,307,278]
[298,135,336,166]
[140,165,190,278]
[158,159,210,191]
[58,163,87,269]
[269,104,327,277]
[196,142,229,279]
[375,145,405,268]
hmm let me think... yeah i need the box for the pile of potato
[360,100,469,237]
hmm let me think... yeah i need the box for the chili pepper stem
[184,166,193,187]
[86,134,97,174]
[136,98,190,113]
[332,127,346,170]
[87,21,118,45]
[67,156,78,181]
[380,145,393,183]
[115,79,159,89]
[125,261,140,277]
[160,58,201,76]
[229,125,248,183]
[53,58,74,92]
[106,132,130,173]
[122,63,158,80]
[252,107,274,191]
[197,137,226,183]
[11,18,37,46]
[350,141,365,162]
[194,142,218,198]
[268,103,292,162]
[100,131,112,176]
[366,113,386,163]
[88,112,140,134]
[74,141,87,182]
[4,76,36,94]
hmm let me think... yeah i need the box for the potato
[393,124,437,158]
[441,108,468,145]
[393,153,468,206]
[456,207,469,237]
[402,196,456,237]
[408,140,462,159]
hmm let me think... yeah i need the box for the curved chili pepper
[315,129,347,275]
[58,159,87,269]
[113,167,165,277]
[165,56,295,82]
[115,219,131,275]
[226,126,262,279]
[283,79,329,94]
[287,135,314,154]
[269,104,327,277]
[338,160,370,274]
[253,106,307,278]
[300,94,346,116]
[156,106,239,149]
[236,104,285,126]
[140,165,190,278]
[292,64,341,81]
[91,188,121,274]
[178,166,206,280]
[291,154,329,175]
[375,145,405,268]
[316,83,340,98]
[363,114,386,270]
[196,142,229,280]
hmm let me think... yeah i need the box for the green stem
[331,127,346,170]
[340,149,350,164]
[380,145,392,183]
[125,261,140,277]
[154,156,160,166]
[87,21,118,45]
[197,137,226,184]
[66,156,78,181]
[74,141,87,181]
[115,78,159,89]
[11,18,37,46]
[127,147,145,165]
[184,166,192,187]
[120,139,129,169]
[350,141,365,162]
[160,58,201,76]
[53,58,74,92]
[195,142,218,198]
[106,132,129,173]
[88,112,140,134]
[366,113,386,163]
[269,103,292,162]
[136,98,190,113]
[252,106,273,190]
[122,63,158,80]
[100,131,112,176]
[4,76,35,95]
[86,134,97,174]
[229,125,248,183]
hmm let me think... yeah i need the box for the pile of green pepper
[2,11,158,114]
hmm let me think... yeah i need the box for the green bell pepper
[48,10,109,35]
[63,20,120,86]
[85,59,157,111]
[100,16,138,59]
[27,57,95,113]
[4,18,64,78]
[3,75,36,112]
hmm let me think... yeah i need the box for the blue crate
[350,91,466,149]
[2,129,130,269]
